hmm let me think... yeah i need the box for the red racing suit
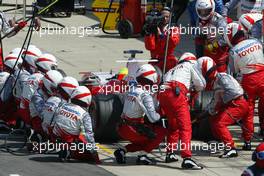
[195,12,230,72]
[159,61,206,158]
[0,72,17,126]
[118,86,166,153]
[145,25,180,72]
[208,73,253,148]
[229,38,264,131]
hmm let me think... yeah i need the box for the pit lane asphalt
[0,149,116,176]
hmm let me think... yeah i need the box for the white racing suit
[19,73,43,124]
[229,38,264,131]
[19,73,43,125]
[21,73,43,109]
[159,61,206,158]
[29,88,49,135]
[122,86,160,122]
[51,103,99,162]
[118,86,167,153]
[208,73,253,148]
[40,96,65,136]
[13,69,31,104]
[52,103,95,144]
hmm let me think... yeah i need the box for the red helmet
[253,143,264,160]
[252,142,264,168]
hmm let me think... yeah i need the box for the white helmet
[42,70,63,96]
[58,76,79,99]
[179,52,197,64]
[71,86,92,107]
[36,53,58,73]
[239,13,263,33]
[136,64,158,84]
[10,47,25,54]
[224,22,244,47]
[4,53,23,70]
[22,46,42,73]
[196,0,215,20]
[196,56,217,82]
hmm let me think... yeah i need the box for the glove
[206,100,218,116]
[208,106,217,116]
[14,21,27,33]
[154,117,168,128]
[34,17,41,31]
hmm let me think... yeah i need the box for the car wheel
[89,94,123,143]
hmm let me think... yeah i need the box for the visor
[197,8,212,18]
[256,151,264,160]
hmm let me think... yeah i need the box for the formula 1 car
[79,50,215,143]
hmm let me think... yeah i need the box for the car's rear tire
[90,94,123,143]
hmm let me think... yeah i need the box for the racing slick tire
[191,91,215,141]
[89,94,123,143]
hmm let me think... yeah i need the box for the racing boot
[181,158,203,170]
[59,149,71,162]
[0,120,11,132]
[165,152,179,163]
[114,148,126,164]
[242,141,252,151]
[136,155,156,165]
[260,128,264,137]
[30,132,43,143]
[219,148,238,158]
